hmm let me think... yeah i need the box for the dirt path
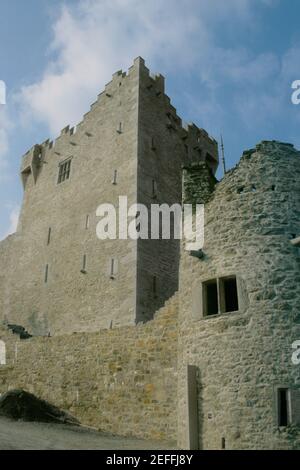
[0,417,175,450]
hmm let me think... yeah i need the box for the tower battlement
[21,57,218,189]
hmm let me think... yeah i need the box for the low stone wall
[0,295,178,442]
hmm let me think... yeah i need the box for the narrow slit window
[44,264,49,283]
[117,122,123,134]
[58,159,72,184]
[278,388,290,427]
[203,280,218,316]
[151,137,156,151]
[47,227,51,245]
[81,254,87,273]
[85,215,90,230]
[112,170,118,185]
[110,258,116,278]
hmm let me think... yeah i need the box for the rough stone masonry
[0,58,300,449]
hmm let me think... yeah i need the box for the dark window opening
[206,152,215,166]
[278,388,289,427]
[222,277,239,313]
[197,148,202,160]
[81,254,87,273]
[206,152,218,173]
[151,137,156,151]
[203,275,240,318]
[110,258,116,279]
[203,280,218,316]
[44,264,49,283]
[58,159,71,184]
[221,437,226,450]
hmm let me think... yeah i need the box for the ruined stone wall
[178,141,300,450]
[0,295,178,441]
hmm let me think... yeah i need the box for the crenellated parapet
[20,57,218,191]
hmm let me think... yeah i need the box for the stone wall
[0,294,178,441]
[178,141,300,449]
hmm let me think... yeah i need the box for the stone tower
[178,141,300,449]
[0,57,218,336]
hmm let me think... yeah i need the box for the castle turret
[178,141,300,450]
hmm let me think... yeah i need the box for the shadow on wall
[197,368,204,451]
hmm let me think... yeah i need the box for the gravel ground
[0,417,175,450]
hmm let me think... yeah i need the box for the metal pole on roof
[220,134,226,175]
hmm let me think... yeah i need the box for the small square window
[202,275,240,318]
[58,159,72,184]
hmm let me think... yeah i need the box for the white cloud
[0,106,13,175]
[18,0,278,136]
[0,205,20,240]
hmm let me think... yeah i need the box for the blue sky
[0,0,300,239]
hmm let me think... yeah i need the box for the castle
[0,58,300,449]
